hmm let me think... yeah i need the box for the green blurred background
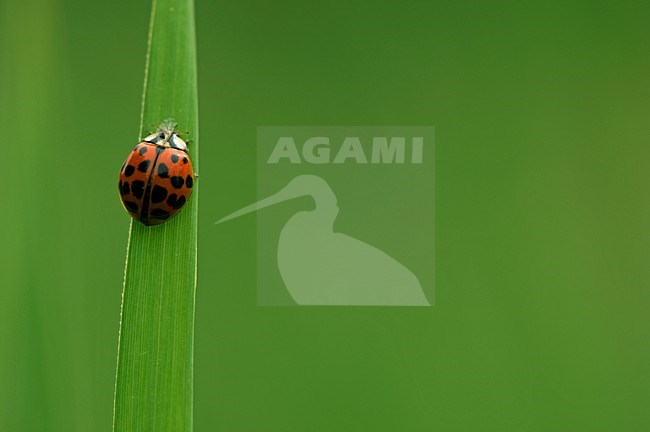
[1,0,649,430]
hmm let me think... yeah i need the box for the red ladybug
[118,119,195,226]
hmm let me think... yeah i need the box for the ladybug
[118,119,195,226]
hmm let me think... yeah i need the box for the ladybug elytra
[118,119,195,226]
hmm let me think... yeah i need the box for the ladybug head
[160,118,178,134]
[142,118,189,152]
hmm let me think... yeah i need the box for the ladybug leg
[186,139,194,145]
[194,173,200,179]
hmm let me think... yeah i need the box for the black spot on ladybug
[120,181,130,196]
[185,175,193,188]
[139,146,148,155]
[150,208,170,219]
[131,180,145,199]
[171,154,179,163]
[151,185,168,203]
[167,193,186,209]
[124,165,135,177]
[170,176,184,189]
[124,201,138,212]
[156,146,165,156]
[158,163,169,178]
[172,195,186,209]
[182,157,188,164]
[138,160,150,172]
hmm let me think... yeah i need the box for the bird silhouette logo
[217,175,430,306]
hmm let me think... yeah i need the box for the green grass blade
[113,0,199,430]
